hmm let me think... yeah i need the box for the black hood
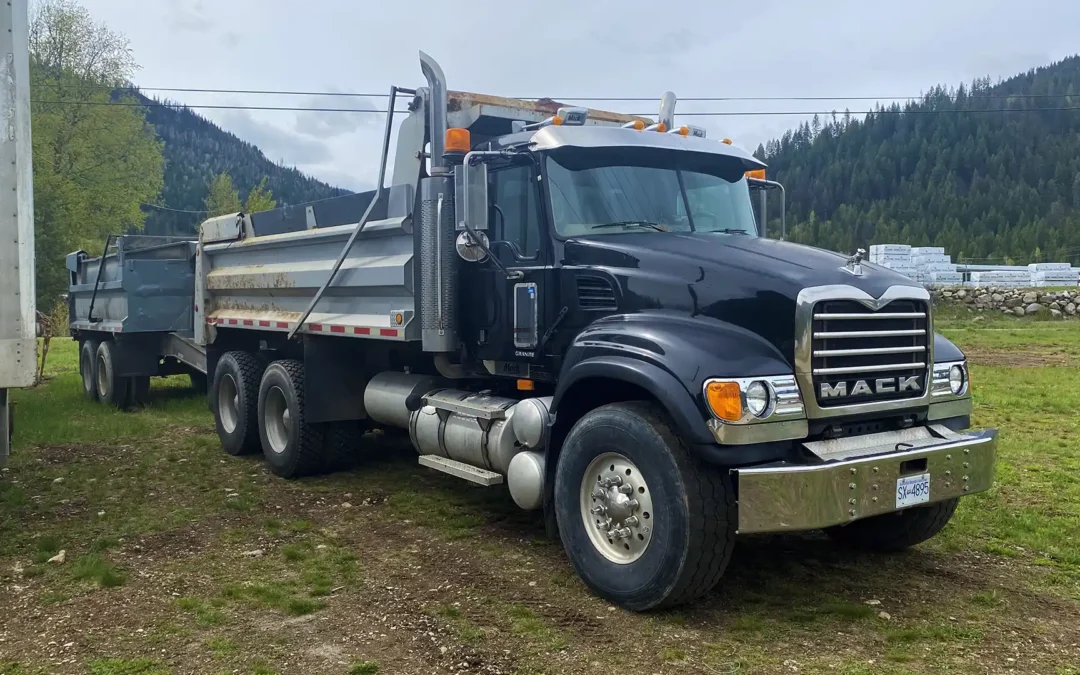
[561,232,922,362]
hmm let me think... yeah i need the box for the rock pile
[932,287,1080,319]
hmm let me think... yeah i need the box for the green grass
[88,659,170,675]
[347,662,379,675]
[4,328,1080,673]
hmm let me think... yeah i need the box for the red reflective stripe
[228,319,238,325]
[330,325,345,334]
[259,320,271,327]
[379,328,398,337]
[276,322,289,329]
[353,327,371,335]
[243,319,254,326]
[309,324,323,332]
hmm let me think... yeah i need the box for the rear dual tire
[211,353,364,477]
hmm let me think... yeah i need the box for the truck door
[459,161,548,370]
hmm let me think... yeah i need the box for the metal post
[0,0,35,465]
[759,188,768,239]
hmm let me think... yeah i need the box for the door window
[490,164,541,259]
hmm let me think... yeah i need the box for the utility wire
[30,99,1080,116]
[140,202,209,214]
[30,83,1080,102]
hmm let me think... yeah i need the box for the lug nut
[627,499,640,510]
[590,505,606,515]
[618,484,634,495]
[608,475,623,487]
[624,516,640,527]
[592,488,606,500]
[612,527,632,540]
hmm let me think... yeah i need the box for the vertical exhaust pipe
[419,51,448,174]
[417,52,457,352]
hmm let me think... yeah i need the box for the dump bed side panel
[68,236,197,335]
[200,218,417,343]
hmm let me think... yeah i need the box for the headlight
[704,376,804,424]
[948,364,965,395]
[745,381,770,417]
[932,361,968,397]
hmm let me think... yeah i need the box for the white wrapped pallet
[922,262,957,272]
[870,244,911,255]
[910,247,946,255]
[1028,263,1072,271]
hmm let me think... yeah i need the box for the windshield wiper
[591,221,669,232]
[715,228,750,235]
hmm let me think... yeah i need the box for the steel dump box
[67,235,197,336]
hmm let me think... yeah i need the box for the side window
[490,164,541,259]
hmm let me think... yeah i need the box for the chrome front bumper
[734,425,997,534]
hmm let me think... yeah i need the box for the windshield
[544,150,759,237]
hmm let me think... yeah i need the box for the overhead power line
[30,99,1080,116]
[140,202,209,214]
[30,83,1080,102]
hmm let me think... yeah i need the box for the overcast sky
[78,0,1080,194]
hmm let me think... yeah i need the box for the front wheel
[826,498,960,552]
[554,402,736,610]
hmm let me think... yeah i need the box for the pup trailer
[77,52,997,610]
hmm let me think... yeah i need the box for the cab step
[418,455,504,486]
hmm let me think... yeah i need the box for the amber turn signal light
[705,381,743,422]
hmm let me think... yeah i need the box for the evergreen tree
[204,174,242,217]
[244,177,277,213]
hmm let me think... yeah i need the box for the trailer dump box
[67,236,197,336]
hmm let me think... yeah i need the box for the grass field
[1,319,1079,674]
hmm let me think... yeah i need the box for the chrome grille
[811,300,929,407]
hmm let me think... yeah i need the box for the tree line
[755,56,1080,265]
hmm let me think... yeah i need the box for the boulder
[1051,301,1062,311]
[1013,307,1026,317]
[1022,292,1037,304]
[1025,303,1043,315]
[1005,297,1022,308]
[991,293,1004,303]
[1052,309,1063,319]
[1067,303,1077,315]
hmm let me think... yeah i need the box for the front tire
[826,498,960,552]
[94,341,130,408]
[554,402,736,610]
[258,360,326,479]
[212,352,265,456]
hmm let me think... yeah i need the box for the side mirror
[456,159,489,231]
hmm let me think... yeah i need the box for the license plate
[896,473,931,508]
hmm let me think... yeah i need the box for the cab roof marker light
[622,120,646,130]
[644,122,667,133]
[522,105,587,131]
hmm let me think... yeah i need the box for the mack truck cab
[195,52,997,610]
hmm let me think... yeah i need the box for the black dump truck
[72,52,997,610]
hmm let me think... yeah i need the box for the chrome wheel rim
[264,385,291,454]
[218,374,240,434]
[95,353,108,395]
[580,452,655,564]
[81,351,93,391]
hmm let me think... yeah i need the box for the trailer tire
[826,498,960,552]
[553,401,737,610]
[128,376,152,407]
[80,339,100,402]
[94,341,130,408]
[258,360,327,479]
[212,351,265,456]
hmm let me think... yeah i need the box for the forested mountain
[758,56,1080,264]
[140,96,348,236]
